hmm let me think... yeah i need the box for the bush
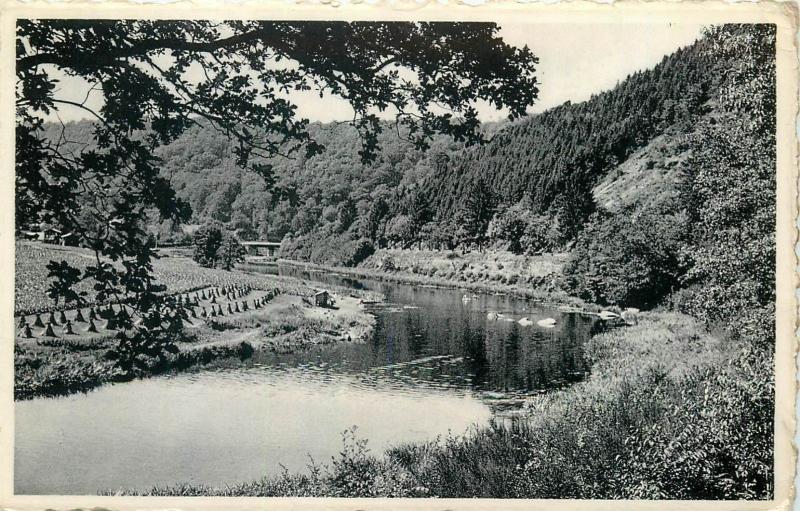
[192,223,245,270]
[562,207,689,308]
[379,255,396,271]
[613,343,773,499]
[192,222,224,268]
[342,238,375,267]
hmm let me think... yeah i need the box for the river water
[15,265,596,495]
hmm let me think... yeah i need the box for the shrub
[562,206,689,308]
[612,343,773,499]
[342,238,375,267]
[192,223,225,268]
[379,254,396,271]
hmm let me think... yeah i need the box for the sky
[45,22,705,124]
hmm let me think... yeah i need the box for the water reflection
[16,366,492,495]
[246,264,597,396]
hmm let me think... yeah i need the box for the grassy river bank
[278,249,586,309]
[109,252,773,499]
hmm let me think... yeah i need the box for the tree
[16,19,540,366]
[455,178,495,251]
[428,220,458,251]
[192,223,224,268]
[562,206,689,308]
[217,232,246,271]
[487,202,530,254]
[360,197,389,245]
[385,215,416,249]
[679,24,776,344]
[335,199,357,234]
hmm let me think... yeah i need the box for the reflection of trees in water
[363,295,597,392]
[478,312,595,392]
[461,322,490,389]
[339,277,366,290]
[263,270,598,392]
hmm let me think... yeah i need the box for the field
[14,242,381,400]
[14,241,311,315]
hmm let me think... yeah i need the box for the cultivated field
[14,241,309,315]
[14,241,380,400]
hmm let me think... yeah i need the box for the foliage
[452,178,496,251]
[146,25,712,258]
[34,25,729,262]
[487,201,560,255]
[192,223,245,270]
[217,232,246,271]
[422,33,713,233]
[192,223,224,268]
[18,20,538,361]
[561,24,775,318]
[562,205,690,308]
[45,260,86,306]
[677,24,776,345]
[614,342,773,499]
[385,215,417,249]
[283,232,375,267]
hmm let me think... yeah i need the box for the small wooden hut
[314,290,331,308]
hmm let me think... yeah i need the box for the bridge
[241,240,282,257]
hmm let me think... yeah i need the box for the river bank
[113,310,771,499]
[278,250,587,309]
[14,243,381,400]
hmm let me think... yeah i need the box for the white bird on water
[518,317,533,326]
[536,318,557,328]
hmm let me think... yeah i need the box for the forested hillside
[171,26,717,262]
[37,25,774,318]
[40,31,712,258]
[276,35,720,261]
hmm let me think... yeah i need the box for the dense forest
[40,24,719,263]
[41,30,712,259]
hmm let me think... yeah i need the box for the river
[15,265,597,495]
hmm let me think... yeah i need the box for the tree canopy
[16,20,539,368]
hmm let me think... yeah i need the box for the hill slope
[40,27,727,268]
